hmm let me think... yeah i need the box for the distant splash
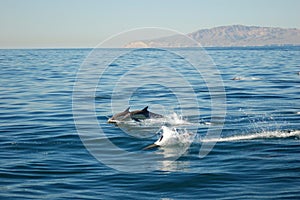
[199,130,300,143]
[232,76,262,81]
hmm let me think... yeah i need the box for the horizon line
[1,44,300,50]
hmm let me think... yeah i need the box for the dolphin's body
[107,106,163,123]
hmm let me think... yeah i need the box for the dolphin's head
[107,107,131,123]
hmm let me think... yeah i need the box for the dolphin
[107,107,131,123]
[143,126,194,150]
[107,106,163,123]
[143,126,173,150]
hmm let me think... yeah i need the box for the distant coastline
[124,25,300,48]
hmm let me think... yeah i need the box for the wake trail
[199,130,300,143]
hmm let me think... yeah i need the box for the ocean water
[1,46,300,199]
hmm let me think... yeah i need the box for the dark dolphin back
[130,106,163,121]
[130,106,150,121]
[141,106,163,118]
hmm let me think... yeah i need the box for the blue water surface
[0,47,300,199]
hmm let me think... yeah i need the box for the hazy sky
[1,0,299,48]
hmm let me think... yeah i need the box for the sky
[0,0,299,48]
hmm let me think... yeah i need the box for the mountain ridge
[124,25,300,48]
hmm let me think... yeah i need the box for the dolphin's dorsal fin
[141,106,148,112]
[124,107,130,112]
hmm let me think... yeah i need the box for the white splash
[165,113,192,126]
[155,126,195,147]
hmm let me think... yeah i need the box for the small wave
[200,130,300,143]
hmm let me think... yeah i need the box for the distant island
[124,25,300,48]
